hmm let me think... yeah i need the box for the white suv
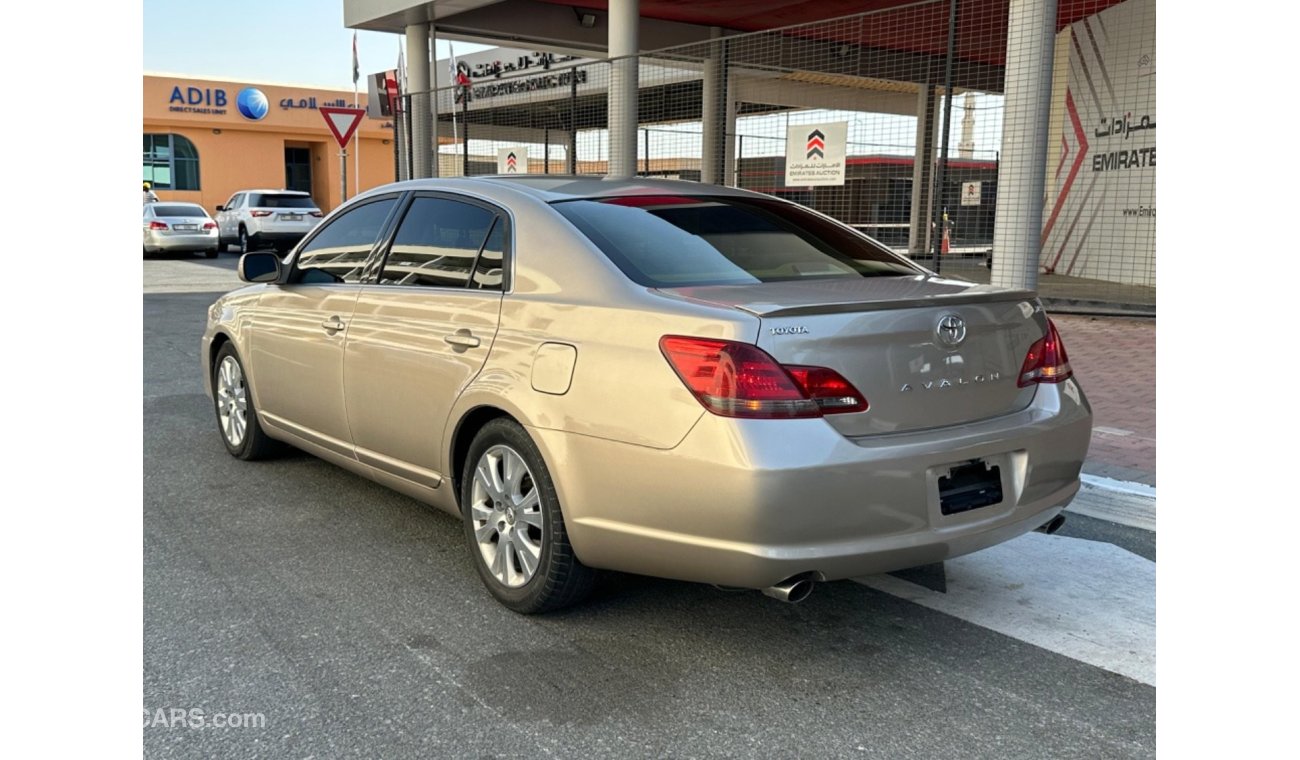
[215,190,323,253]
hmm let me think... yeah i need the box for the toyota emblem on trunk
[936,314,967,348]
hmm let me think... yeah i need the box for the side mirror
[238,252,283,283]
[215,205,226,212]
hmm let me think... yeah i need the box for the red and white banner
[1042,0,1155,285]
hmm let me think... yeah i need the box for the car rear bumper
[533,379,1092,588]
[247,230,309,243]
[145,231,218,252]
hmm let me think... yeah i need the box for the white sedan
[143,203,220,258]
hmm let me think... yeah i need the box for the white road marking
[1093,426,1134,437]
[856,532,1155,686]
[1071,476,1157,530]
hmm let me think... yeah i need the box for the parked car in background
[215,189,323,254]
[143,203,219,258]
[201,176,1092,614]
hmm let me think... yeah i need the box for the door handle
[443,332,481,349]
[321,316,346,334]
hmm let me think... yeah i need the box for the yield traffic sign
[318,106,366,148]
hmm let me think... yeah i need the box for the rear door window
[377,196,501,289]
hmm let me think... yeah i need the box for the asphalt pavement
[143,254,1155,758]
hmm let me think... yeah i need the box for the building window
[143,134,200,190]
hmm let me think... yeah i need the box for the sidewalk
[1052,314,1156,487]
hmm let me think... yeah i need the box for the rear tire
[204,247,219,259]
[460,418,595,613]
[238,226,252,254]
[212,342,281,461]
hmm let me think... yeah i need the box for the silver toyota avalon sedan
[200,177,1091,613]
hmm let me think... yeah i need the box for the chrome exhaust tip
[761,575,816,604]
[1035,514,1067,535]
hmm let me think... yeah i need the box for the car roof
[366,175,764,204]
[236,189,312,196]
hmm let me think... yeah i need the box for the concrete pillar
[607,0,639,178]
[908,82,937,256]
[405,23,432,179]
[701,28,725,185]
[991,0,1058,291]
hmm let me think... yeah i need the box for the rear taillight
[659,336,867,419]
[309,211,323,217]
[1018,319,1073,387]
[202,221,217,230]
[785,366,869,414]
[250,210,272,217]
[148,221,168,230]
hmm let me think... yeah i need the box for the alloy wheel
[470,445,544,588]
[216,355,248,448]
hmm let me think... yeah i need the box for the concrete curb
[1067,474,1157,532]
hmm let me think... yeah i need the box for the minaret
[958,93,976,159]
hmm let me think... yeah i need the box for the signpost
[319,106,366,202]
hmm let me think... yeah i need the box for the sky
[143,0,491,91]
[142,0,1000,161]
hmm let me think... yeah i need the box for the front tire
[461,419,595,613]
[212,342,280,460]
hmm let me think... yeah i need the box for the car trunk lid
[156,216,211,234]
[659,275,1047,437]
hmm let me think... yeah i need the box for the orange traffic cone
[941,225,951,255]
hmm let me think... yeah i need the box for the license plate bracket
[283,214,302,221]
[938,460,1003,516]
[174,224,197,231]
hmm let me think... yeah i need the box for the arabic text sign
[497,147,528,174]
[961,181,982,206]
[784,122,847,187]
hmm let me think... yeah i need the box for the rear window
[151,204,207,217]
[552,195,920,287]
[251,194,317,209]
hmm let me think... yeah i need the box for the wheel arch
[208,330,233,379]
[449,405,518,512]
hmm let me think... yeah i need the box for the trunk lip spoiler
[723,289,1039,318]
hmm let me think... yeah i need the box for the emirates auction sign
[496,147,528,174]
[784,121,847,187]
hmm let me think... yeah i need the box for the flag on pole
[352,31,360,85]
[450,42,472,103]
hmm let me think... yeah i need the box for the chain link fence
[394,0,1154,312]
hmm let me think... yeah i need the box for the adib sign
[167,85,228,115]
